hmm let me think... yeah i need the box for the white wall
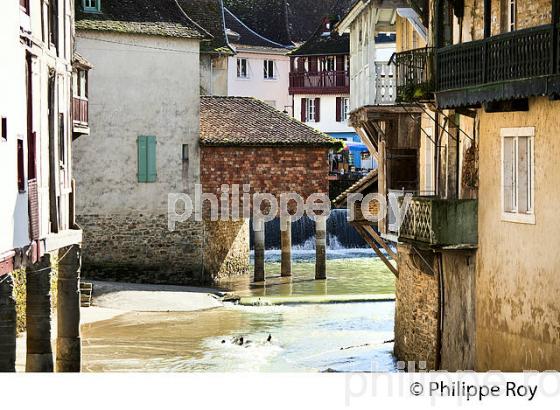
[0,1,28,254]
[74,31,201,214]
[293,94,354,134]
[227,49,291,113]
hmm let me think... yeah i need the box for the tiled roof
[75,0,207,39]
[224,8,288,49]
[223,0,353,45]
[200,97,340,147]
[289,22,349,56]
[177,0,233,53]
[333,170,378,207]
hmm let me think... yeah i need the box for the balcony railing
[437,24,557,92]
[393,47,435,102]
[72,97,88,125]
[399,197,478,247]
[289,70,350,94]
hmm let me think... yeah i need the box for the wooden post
[26,255,54,372]
[280,219,292,277]
[253,220,265,282]
[315,216,327,280]
[56,245,81,372]
[0,274,17,372]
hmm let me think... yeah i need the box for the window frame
[500,127,535,224]
[83,0,101,13]
[263,60,276,80]
[507,0,516,32]
[341,97,350,122]
[306,99,315,122]
[237,58,249,79]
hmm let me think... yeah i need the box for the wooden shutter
[17,139,25,191]
[335,97,342,122]
[146,136,157,182]
[314,98,321,122]
[301,98,308,122]
[138,136,157,183]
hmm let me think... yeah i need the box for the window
[83,0,101,13]
[1,117,6,140]
[507,0,516,32]
[137,136,157,183]
[341,98,349,121]
[263,60,276,79]
[58,113,65,165]
[307,99,315,122]
[501,127,534,224]
[237,58,248,78]
[17,139,25,192]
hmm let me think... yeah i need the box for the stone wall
[394,244,440,370]
[78,213,205,285]
[200,146,330,200]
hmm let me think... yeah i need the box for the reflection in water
[82,257,397,373]
[82,302,396,372]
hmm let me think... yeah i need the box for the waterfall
[249,209,367,250]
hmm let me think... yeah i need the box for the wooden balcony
[398,197,478,248]
[393,47,435,102]
[436,24,560,108]
[72,97,89,135]
[289,70,349,94]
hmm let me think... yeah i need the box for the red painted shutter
[301,98,307,121]
[315,98,320,122]
[336,97,342,122]
[17,139,25,191]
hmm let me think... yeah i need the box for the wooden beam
[362,225,398,260]
[354,225,399,277]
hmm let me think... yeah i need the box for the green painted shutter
[146,136,157,182]
[137,136,148,182]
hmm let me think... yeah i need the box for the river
[81,252,397,373]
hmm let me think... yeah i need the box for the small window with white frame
[83,0,101,13]
[263,60,276,79]
[306,99,315,122]
[237,58,249,79]
[501,127,535,224]
[341,97,350,121]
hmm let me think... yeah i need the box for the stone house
[199,96,338,282]
[0,0,85,372]
[73,0,208,284]
[366,0,560,371]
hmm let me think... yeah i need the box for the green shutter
[146,136,157,182]
[137,136,157,183]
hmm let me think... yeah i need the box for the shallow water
[82,257,397,372]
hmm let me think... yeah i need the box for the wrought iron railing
[437,24,557,91]
[289,70,350,94]
[399,197,478,246]
[393,47,435,102]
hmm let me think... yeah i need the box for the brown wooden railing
[393,47,435,102]
[72,97,88,125]
[289,70,349,94]
[437,24,557,91]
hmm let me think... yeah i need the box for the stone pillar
[26,255,54,372]
[315,216,327,280]
[253,219,265,282]
[0,274,17,372]
[56,245,81,372]
[280,219,292,277]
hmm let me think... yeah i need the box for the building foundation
[26,255,54,372]
[0,274,17,372]
[56,245,82,372]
